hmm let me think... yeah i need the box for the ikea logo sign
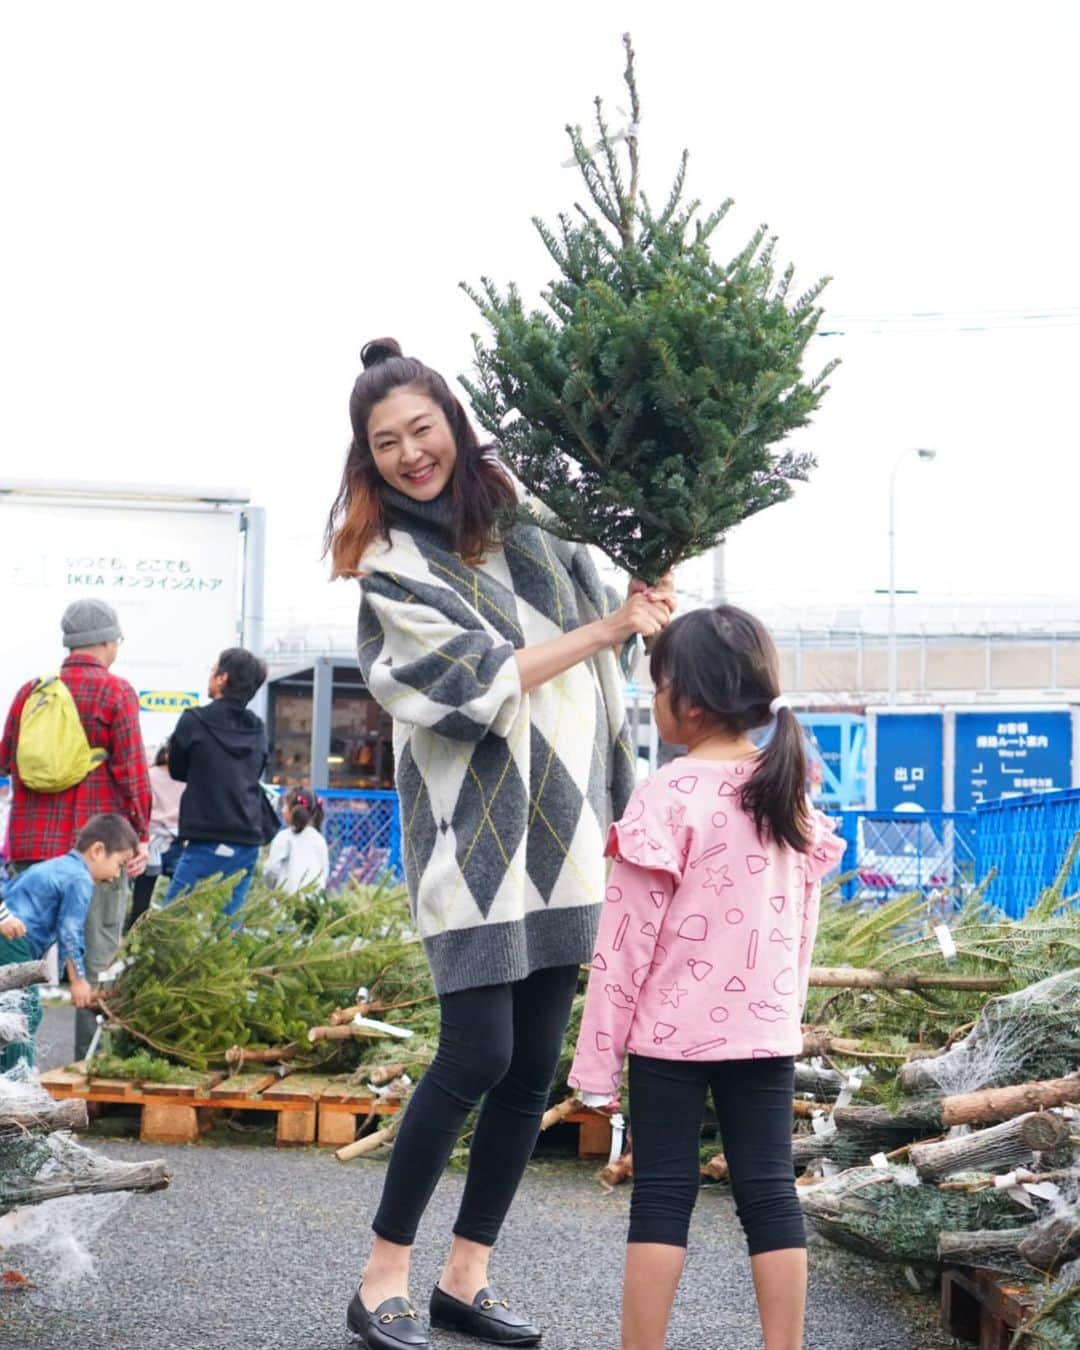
[139,690,200,714]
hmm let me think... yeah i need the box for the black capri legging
[628,1053,805,1255]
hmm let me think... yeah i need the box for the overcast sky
[3,1,1077,639]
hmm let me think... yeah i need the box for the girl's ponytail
[740,703,812,852]
[286,787,325,835]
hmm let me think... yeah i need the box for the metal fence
[7,773,1080,914]
[0,778,403,891]
[976,787,1080,919]
[314,788,402,888]
[835,809,978,905]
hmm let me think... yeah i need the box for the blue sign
[800,714,867,808]
[954,711,1072,809]
[874,712,944,811]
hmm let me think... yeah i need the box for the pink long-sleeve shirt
[568,757,846,1096]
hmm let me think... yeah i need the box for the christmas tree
[461,34,836,583]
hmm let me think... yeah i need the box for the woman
[327,338,674,1350]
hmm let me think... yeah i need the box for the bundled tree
[461,33,836,583]
[98,875,436,1070]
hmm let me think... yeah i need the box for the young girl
[264,787,329,894]
[569,606,845,1350]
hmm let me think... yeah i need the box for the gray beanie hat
[61,599,123,649]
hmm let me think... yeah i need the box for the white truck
[0,478,265,755]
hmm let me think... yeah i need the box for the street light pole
[887,448,937,705]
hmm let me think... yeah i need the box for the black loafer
[429,1285,541,1346]
[347,1286,428,1349]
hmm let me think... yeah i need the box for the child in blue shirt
[0,813,138,1069]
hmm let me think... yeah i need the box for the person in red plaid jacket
[0,598,151,1058]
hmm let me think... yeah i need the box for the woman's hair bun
[360,337,403,369]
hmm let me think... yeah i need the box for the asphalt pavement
[0,1005,961,1350]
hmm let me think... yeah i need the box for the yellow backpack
[15,675,107,793]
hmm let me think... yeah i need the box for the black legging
[373,964,579,1248]
[628,1053,804,1255]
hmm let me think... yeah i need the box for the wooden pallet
[561,1110,613,1159]
[941,1267,1039,1349]
[39,1066,325,1147]
[38,1069,615,1158]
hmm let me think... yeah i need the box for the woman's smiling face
[367,387,458,500]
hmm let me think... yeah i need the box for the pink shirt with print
[568,757,846,1097]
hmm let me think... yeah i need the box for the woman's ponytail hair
[286,787,324,835]
[649,606,812,852]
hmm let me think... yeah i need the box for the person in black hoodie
[164,648,270,916]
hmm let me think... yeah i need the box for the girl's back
[570,756,843,1090]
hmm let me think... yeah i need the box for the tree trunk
[898,1054,948,1095]
[701,1152,728,1182]
[224,1044,296,1067]
[1016,1214,1080,1273]
[330,1002,375,1026]
[0,960,49,994]
[792,1134,828,1167]
[541,1096,581,1131]
[307,1025,363,1043]
[336,1123,398,1162]
[598,1153,633,1188]
[794,1061,846,1099]
[0,1097,89,1135]
[793,1100,832,1120]
[809,966,1008,992]
[0,1156,170,1216]
[800,1026,908,1060]
[368,1063,407,1087]
[909,1112,1066,1181]
[937,1227,1029,1269]
[941,1074,1080,1127]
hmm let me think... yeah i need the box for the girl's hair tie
[769,695,791,717]
[295,793,308,807]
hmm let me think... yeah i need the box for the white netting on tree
[905,969,1080,1097]
[0,1192,128,1284]
[0,989,31,1046]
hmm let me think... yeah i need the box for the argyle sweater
[356,488,637,996]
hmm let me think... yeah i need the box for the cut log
[307,1024,361,1043]
[368,1063,407,1087]
[800,1027,908,1060]
[0,1155,170,1215]
[597,1152,633,1188]
[809,966,1008,992]
[701,1152,728,1182]
[939,1168,1080,1194]
[898,1054,948,1095]
[336,1125,395,1162]
[1017,1213,1080,1273]
[793,1100,832,1120]
[909,1112,1067,1181]
[794,1061,846,1099]
[937,1227,1029,1270]
[224,1044,296,1067]
[541,1096,581,1131]
[941,1073,1080,1127]
[330,1002,375,1026]
[0,1097,89,1135]
[0,960,49,994]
